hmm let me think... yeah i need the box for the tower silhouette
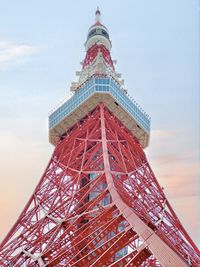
[0,8,199,267]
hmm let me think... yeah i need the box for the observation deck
[49,77,150,148]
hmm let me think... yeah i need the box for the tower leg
[0,105,199,266]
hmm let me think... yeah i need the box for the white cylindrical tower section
[85,8,112,51]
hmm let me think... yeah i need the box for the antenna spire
[95,7,101,23]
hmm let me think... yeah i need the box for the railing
[49,77,150,133]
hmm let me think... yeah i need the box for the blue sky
[0,1,199,246]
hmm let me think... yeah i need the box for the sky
[0,0,199,248]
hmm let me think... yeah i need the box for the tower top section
[85,8,111,52]
[49,9,151,148]
[73,8,118,90]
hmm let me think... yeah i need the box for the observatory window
[102,30,109,39]
[88,28,109,39]
[88,29,96,38]
[49,77,150,133]
[96,28,102,34]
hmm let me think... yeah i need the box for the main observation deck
[49,77,150,148]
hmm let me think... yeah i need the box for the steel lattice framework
[0,8,199,267]
[0,105,199,266]
[83,44,114,70]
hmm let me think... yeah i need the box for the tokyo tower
[0,8,199,267]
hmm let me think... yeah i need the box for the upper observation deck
[49,77,150,148]
[49,9,150,148]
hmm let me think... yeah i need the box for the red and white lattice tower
[0,8,199,267]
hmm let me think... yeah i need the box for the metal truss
[82,44,114,70]
[0,105,199,266]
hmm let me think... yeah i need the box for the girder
[0,105,199,266]
[83,44,114,70]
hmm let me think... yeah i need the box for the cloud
[0,130,51,242]
[151,158,199,198]
[146,129,200,244]
[151,129,176,139]
[0,40,39,70]
[146,129,200,198]
[170,195,200,247]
